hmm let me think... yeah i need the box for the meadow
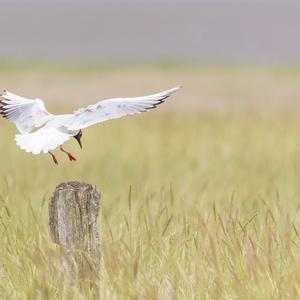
[1,62,300,299]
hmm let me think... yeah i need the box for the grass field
[1,63,300,299]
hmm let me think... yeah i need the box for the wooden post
[48,181,100,280]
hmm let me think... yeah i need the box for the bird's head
[74,130,83,148]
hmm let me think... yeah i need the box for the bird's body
[0,87,180,164]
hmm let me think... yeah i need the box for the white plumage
[0,90,53,134]
[15,128,71,155]
[0,87,180,163]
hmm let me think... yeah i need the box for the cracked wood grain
[49,181,100,281]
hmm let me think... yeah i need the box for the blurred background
[0,0,300,113]
[1,0,300,62]
[1,0,300,210]
[2,1,300,298]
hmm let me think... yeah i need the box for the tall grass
[1,112,300,299]
[1,64,300,298]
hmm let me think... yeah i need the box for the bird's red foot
[67,153,77,161]
[60,146,77,162]
[49,151,58,165]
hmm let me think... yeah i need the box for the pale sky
[0,1,299,61]
[0,0,297,2]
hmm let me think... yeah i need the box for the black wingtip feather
[145,97,167,111]
[0,112,7,119]
[0,96,7,119]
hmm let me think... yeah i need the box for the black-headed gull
[0,87,180,164]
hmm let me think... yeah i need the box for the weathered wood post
[49,181,100,281]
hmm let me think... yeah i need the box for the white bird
[0,87,180,164]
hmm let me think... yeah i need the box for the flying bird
[0,87,180,164]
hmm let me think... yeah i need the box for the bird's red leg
[49,151,58,165]
[60,146,77,161]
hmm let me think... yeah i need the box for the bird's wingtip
[172,85,182,91]
[167,85,182,94]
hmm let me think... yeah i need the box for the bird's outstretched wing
[66,87,180,131]
[15,127,71,155]
[0,90,53,134]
